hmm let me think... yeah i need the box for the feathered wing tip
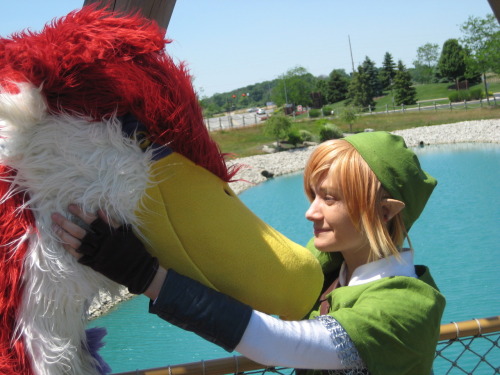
[85,328,112,375]
[0,168,34,375]
[0,6,235,181]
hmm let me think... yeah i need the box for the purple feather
[85,327,112,374]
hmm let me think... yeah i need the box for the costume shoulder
[313,269,445,375]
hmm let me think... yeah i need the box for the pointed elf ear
[381,198,405,222]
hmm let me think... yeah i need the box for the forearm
[149,269,252,351]
[149,270,364,371]
[236,312,363,370]
[144,266,167,300]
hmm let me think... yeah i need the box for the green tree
[462,49,482,86]
[379,52,396,90]
[347,65,376,111]
[264,115,292,151]
[438,39,466,89]
[361,56,383,97]
[460,14,500,103]
[199,98,221,117]
[326,69,349,104]
[340,106,358,133]
[413,43,439,83]
[316,78,329,104]
[311,76,328,109]
[393,60,417,106]
[271,66,316,107]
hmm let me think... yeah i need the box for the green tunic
[306,246,446,375]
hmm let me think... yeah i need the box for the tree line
[199,14,499,116]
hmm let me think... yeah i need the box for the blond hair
[303,139,407,261]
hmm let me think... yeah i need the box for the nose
[305,197,322,222]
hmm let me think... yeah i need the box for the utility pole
[348,35,355,74]
[82,0,177,31]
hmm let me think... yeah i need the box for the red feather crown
[0,6,233,181]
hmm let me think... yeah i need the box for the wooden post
[82,0,177,31]
[488,0,500,22]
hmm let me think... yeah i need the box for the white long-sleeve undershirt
[236,311,351,370]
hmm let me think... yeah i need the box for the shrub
[287,128,303,147]
[309,109,321,118]
[320,123,343,142]
[299,130,313,142]
[449,89,485,102]
[448,91,460,102]
[470,88,484,100]
[322,105,336,116]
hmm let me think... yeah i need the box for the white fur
[0,84,154,375]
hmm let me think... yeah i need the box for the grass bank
[211,106,500,157]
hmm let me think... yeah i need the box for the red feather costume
[0,7,232,374]
[0,7,323,375]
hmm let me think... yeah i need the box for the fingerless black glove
[78,218,159,294]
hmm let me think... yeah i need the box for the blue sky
[1,1,495,97]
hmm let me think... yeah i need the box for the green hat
[344,131,437,230]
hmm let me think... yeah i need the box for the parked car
[247,107,258,113]
[256,108,266,115]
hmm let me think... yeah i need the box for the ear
[381,199,405,222]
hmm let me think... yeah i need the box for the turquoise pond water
[89,143,500,373]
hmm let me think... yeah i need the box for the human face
[305,178,370,259]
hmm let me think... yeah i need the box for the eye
[324,195,337,203]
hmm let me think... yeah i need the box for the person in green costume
[52,131,445,375]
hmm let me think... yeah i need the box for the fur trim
[0,85,153,374]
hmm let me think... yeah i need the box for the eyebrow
[318,185,339,195]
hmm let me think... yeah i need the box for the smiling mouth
[314,229,330,235]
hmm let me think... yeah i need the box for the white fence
[362,95,499,116]
[203,95,499,132]
[204,113,268,131]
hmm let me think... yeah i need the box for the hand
[52,204,160,295]
[51,205,115,258]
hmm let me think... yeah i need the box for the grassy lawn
[374,82,500,111]
[211,125,272,156]
[211,106,500,157]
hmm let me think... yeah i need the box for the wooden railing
[114,315,500,375]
